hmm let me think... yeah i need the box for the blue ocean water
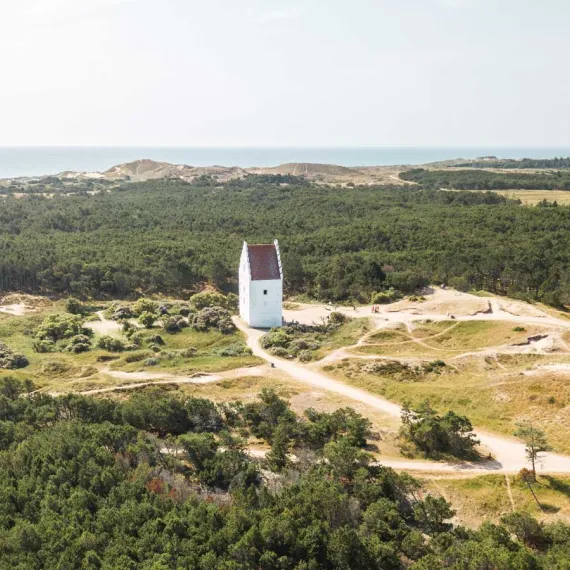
[1,146,570,179]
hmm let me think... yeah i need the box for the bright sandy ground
[4,288,570,476]
[238,288,570,474]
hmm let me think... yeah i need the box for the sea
[1,146,570,179]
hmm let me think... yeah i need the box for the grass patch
[354,320,550,359]
[421,474,570,527]
[0,301,262,390]
[324,352,570,454]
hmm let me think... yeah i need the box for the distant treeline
[454,157,570,169]
[0,175,569,306]
[400,168,570,190]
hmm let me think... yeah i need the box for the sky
[1,0,569,147]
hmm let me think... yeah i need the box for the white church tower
[239,240,283,328]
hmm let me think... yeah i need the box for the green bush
[132,298,159,316]
[269,346,289,357]
[162,315,187,333]
[180,347,197,358]
[298,349,314,362]
[328,311,348,325]
[35,313,88,342]
[129,331,144,346]
[63,334,92,353]
[190,291,238,312]
[0,343,29,369]
[400,400,479,459]
[138,311,157,329]
[65,297,89,315]
[147,334,165,345]
[260,329,293,349]
[371,287,402,304]
[125,351,151,363]
[97,335,126,352]
[215,342,252,357]
[32,339,55,353]
[189,307,235,334]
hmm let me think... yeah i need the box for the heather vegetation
[0,175,569,306]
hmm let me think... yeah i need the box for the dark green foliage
[400,400,480,459]
[0,178,570,308]
[454,157,570,169]
[147,333,165,345]
[162,314,188,333]
[0,342,29,369]
[35,313,89,342]
[0,177,568,306]
[215,341,252,357]
[260,318,343,360]
[372,287,403,304]
[189,306,235,333]
[97,334,126,352]
[0,377,570,567]
[190,291,238,312]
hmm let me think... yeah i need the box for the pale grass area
[493,189,570,205]
[421,474,570,528]
[323,351,570,455]
[0,300,263,392]
[351,320,559,359]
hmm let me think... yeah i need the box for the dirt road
[234,316,570,474]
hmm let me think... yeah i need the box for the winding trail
[234,316,570,475]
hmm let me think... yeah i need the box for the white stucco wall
[239,241,283,328]
[239,245,251,324]
[247,278,282,328]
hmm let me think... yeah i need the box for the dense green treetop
[0,176,569,306]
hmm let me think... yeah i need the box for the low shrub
[64,334,92,353]
[216,342,252,357]
[180,347,197,358]
[190,291,238,312]
[298,349,314,362]
[147,334,165,346]
[189,306,235,334]
[163,315,188,333]
[32,339,56,353]
[125,351,151,363]
[132,298,159,317]
[0,343,29,369]
[138,312,157,329]
[269,347,289,357]
[97,335,126,352]
[371,288,402,304]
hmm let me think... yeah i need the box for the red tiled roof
[247,244,281,281]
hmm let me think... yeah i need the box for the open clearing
[5,287,570,473]
[492,189,570,205]
[421,473,570,528]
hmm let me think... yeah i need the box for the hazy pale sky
[1,0,569,147]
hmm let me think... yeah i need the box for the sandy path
[84,311,123,336]
[235,317,570,474]
[57,365,268,396]
[79,376,222,395]
[284,289,570,331]
[0,303,27,316]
